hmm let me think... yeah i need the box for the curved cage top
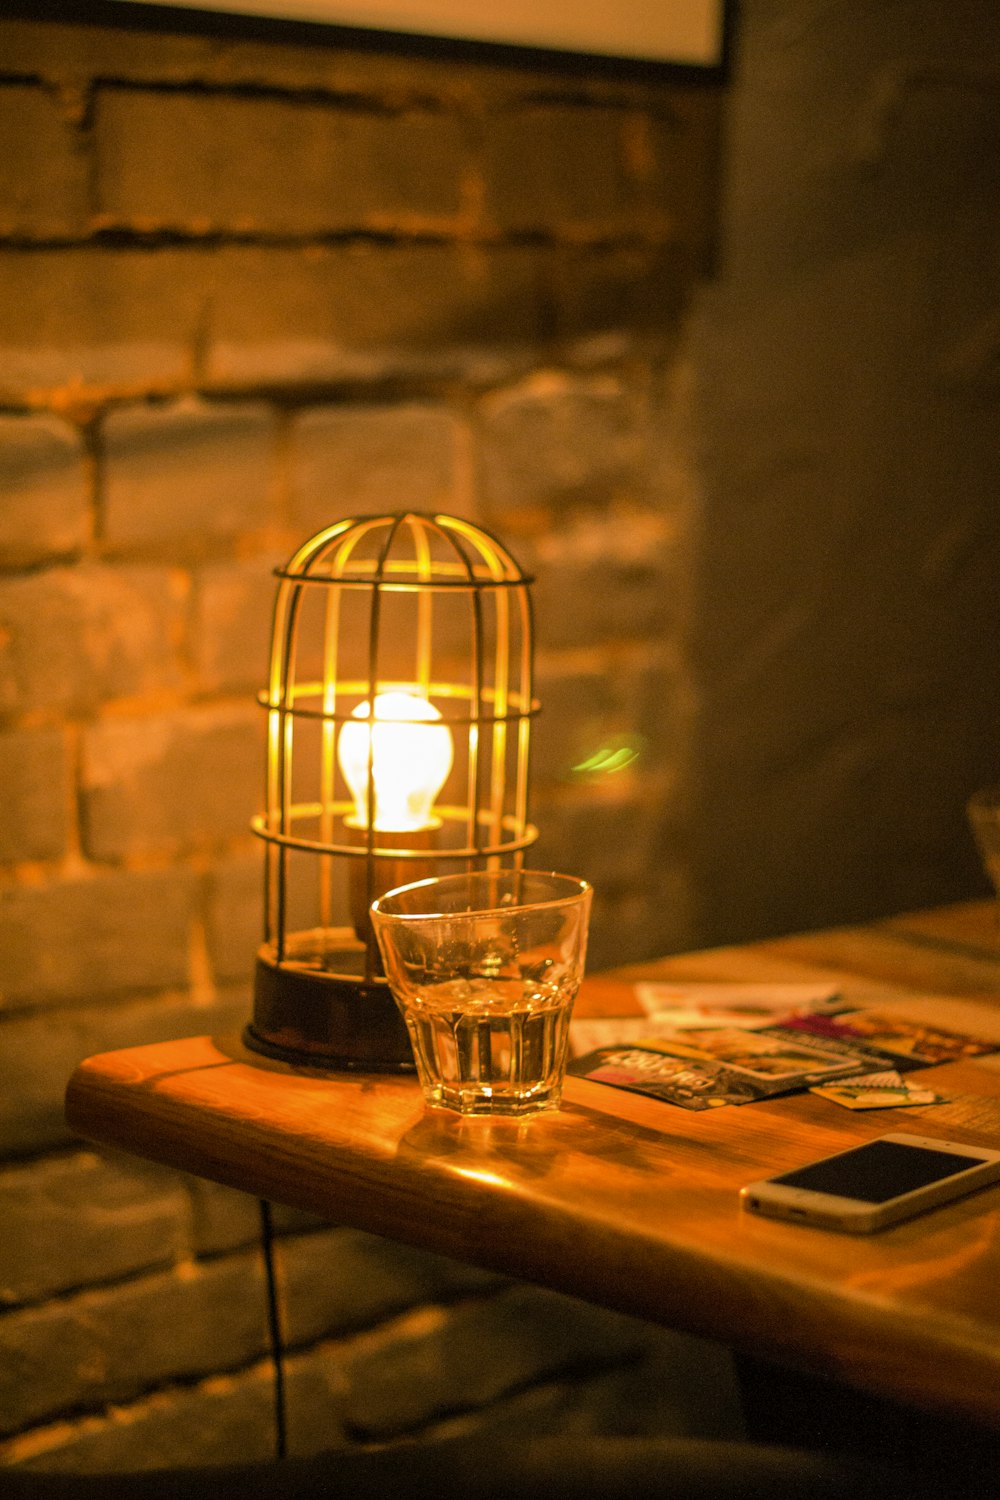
[275,511,531,589]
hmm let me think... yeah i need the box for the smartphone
[740,1132,1000,1233]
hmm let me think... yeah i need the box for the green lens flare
[570,738,644,778]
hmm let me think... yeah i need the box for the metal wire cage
[245,512,539,1070]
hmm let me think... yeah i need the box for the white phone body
[740,1132,1000,1233]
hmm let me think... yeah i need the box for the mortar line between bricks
[0,1349,282,1455]
[0,1322,566,1462]
[341,1346,650,1447]
[38,74,683,113]
[0,226,679,252]
[2,357,664,419]
[0,1280,522,1443]
[87,76,470,112]
[0,1141,93,1178]
[0,1250,209,1318]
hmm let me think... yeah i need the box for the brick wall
[4,0,998,1476]
[0,3,732,1474]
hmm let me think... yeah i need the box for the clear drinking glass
[371,869,592,1116]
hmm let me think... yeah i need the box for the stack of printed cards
[810,1071,943,1111]
[569,981,840,1057]
[568,982,998,1112]
[781,1009,999,1067]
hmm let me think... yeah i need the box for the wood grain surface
[65,900,1000,1432]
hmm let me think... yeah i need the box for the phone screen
[772,1139,984,1203]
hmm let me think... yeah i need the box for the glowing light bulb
[338,691,453,834]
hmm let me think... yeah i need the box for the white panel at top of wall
[119,0,727,66]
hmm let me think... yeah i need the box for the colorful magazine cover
[567,1047,761,1110]
[568,1026,861,1110]
[568,993,998,1111]
[634,1025,867,1084]
[780,1010,999,1066]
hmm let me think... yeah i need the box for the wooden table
[65,900,1000,1436]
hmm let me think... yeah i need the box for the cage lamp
[245,512,539,1071]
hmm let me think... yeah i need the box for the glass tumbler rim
[371,868,591,923]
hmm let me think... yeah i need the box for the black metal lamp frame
[244,511,538,1071]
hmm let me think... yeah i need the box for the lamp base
[246,947,415,1072]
